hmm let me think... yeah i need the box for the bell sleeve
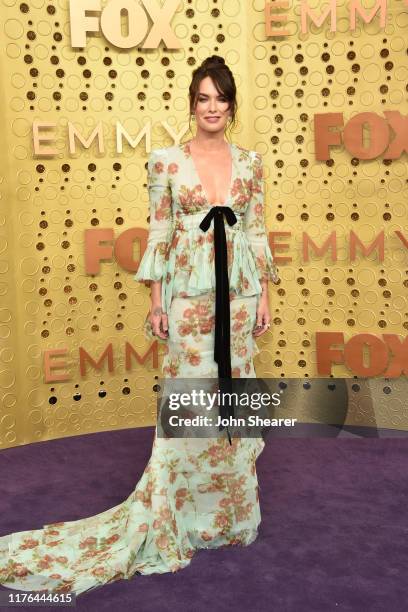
[244,151,279,285]
[134,148,173,285]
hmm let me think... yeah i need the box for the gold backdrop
[0,0,407,449]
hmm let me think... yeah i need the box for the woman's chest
[168,148,255,216]
[190,151,233,206]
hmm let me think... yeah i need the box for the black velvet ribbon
[199,206,238,444]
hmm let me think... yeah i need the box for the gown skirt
[0,291,265,596]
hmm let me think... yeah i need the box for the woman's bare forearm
[150,280,163,311]
[148,280,168,338]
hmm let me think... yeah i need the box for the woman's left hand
[252,291,271,337]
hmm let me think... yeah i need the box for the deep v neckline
[185,139,235,208]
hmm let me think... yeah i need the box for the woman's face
[192,76,231,135]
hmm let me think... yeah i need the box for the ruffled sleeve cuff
[134,240,168,285]
[248,239,280,285]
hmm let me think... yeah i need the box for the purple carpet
[1,428,407,611]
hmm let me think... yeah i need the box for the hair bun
[201,55,226,68]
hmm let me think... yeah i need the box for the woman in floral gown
[0,55,279,596]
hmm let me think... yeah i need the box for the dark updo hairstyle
[187,54,238,141]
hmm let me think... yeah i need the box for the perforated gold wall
[0,1,407,449]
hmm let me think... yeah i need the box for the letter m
[79,344,114,376]
[350,0,387,29]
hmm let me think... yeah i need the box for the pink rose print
[156,534,169,550]
[168,162,179,174]
[153,161,164,173]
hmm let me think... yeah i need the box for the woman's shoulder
[148,143,187,162]
[234,143,263,165]
[148,147,169,160]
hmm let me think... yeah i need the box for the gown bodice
[134,139,279,314]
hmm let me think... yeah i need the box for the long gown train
[0,292,264,596]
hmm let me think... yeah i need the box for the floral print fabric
[0,140,273,597]
[134,140,279,313]
[163,292,260,379]
[0,292,265,597]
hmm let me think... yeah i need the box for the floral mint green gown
[0,140,279,596]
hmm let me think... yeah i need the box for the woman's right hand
[149,303,169,340]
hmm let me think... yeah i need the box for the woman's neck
[190,133,228,151]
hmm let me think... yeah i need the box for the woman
[0,55,279,596]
